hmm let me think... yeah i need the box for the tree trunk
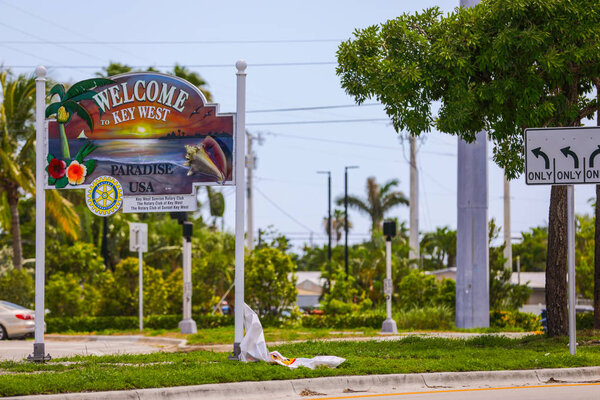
[6,184,23,270]
[595,185,600,329]
[546,185,569,336]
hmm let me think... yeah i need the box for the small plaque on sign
[122,193,198,213]
[129,222,148,252]
[384,279,393,295]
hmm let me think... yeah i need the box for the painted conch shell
[184,136,227,183]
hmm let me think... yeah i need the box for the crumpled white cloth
[239,303,345,369]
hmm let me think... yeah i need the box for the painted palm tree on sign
[336,177,409,238]
[45,77,114,159]
[0,71,80,269]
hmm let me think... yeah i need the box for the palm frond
[45,102,61,118]
[64,78,114,100]
[63,100,94,132]
[45,190,80,241]
[0,191,10,232]
[47,84,65,101]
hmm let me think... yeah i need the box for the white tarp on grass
[239,304,345,369]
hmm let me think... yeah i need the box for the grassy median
[2,334,600,397]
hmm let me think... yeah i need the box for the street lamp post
[317,171,332,292]
[381,220,398,334]
[344,166,359,278]
[317,171,332,261]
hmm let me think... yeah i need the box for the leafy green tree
[336,177,408,237]
[0,267,34,307]
[97,257,167,317]
[512,227,548,272]
[337,0,600,336]
[397,270,440,309]
[420,226,456,271]
[46,273,86,317]
[46,241,104,281]
[245,247,297,317]
[488,219,531,311]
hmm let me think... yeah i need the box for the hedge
[489,310,541,331]
[46,314,234,333]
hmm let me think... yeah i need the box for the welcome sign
[45,72,234,213]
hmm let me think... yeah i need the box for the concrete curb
[6,366,600,400]
[45,335,187,349]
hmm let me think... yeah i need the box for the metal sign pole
[567,184,576,355]
[29,66,50,362]
[138,228,143,332]
[232,60,247,359]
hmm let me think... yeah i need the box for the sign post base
[178,319,197,334]
[228,342,241,360]
[381,318,398,334]
[27,343,51,363]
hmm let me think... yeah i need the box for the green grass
[2,334,600,397]
[48,326,382,344]
[186,326,380,345]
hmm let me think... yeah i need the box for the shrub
[46,273,86,317]
[490,310,541,331]
[301,313,386,329]
[245,247,297,318]
[394,305,454,330]
[0,268,34,308]
[46,314,235,333]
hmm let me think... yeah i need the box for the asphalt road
[302,383,600,400]
[0,338,161,361]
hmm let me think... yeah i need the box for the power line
[247,103,380,113]
[248,118,389,126]
[3,61,336,70]
[254,186,314,233]
[0,21,104,62]
[0,39,344,45]
[0,2,150,63]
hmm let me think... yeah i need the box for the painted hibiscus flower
[66,160,87,185]
[48,158,67,179]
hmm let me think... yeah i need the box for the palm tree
[420,226,457,271]
[0,72,81,269]
[336,177,409,237]
[0,71,36,269]
[324,208,351,245]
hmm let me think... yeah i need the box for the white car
[0,300,35,340]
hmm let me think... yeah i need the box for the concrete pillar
[409,137,419,267]
[456,129,489,328]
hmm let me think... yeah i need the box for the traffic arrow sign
[531,147,550,169]
[590,145,600,168]
[560,146,579,168]
[525,127,600,185]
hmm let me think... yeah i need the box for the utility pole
[317,171,332,262]
[318,170,332,293]
[344,166,359,278]
[409,136,419,268]
[246,132,254,251]
[504,174,512,271]
[455,0,489,330]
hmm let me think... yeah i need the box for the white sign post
[230,60,247,359]
[29,66,50,362]
[129,223,147,331]
[524,127,597,355]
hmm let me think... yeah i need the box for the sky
[1,0,597,251]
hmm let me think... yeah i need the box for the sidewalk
[6,366,600,400]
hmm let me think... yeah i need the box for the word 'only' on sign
[525,127,600,185]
